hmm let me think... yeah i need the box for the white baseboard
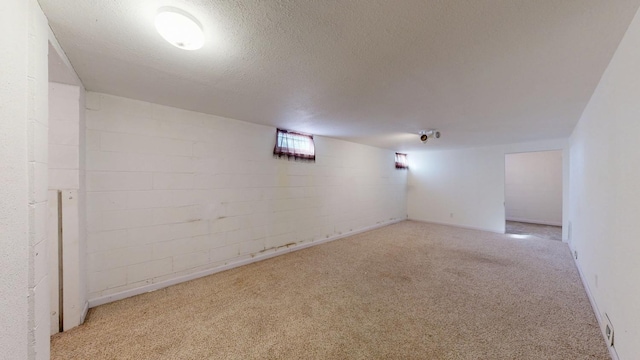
[89,218,406,308]
[570,245,619,360]
[80,301,89,324]
[506,217,562,227]
[408,218,503,234]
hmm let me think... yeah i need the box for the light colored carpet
[506,221,563,241]
[51,221,607,359]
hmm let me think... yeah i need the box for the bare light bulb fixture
[155,7,204,50]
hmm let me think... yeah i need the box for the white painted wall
[568,6,640,359]
[78,88,88,324]
[27,3,50,359]
[0,0,50,358]
[0,1,31,357]
[48,82,88,331]
[85,92,407,303]
[49,83,81,189]
[505,151,563,226]
[407,146,505,233]
[407,139,568,235]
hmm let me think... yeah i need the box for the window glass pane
[395,153,408,169]
[274,129,315,162]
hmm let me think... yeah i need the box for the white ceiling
[48,42,81,86]
[40,0,640,151]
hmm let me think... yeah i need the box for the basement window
[395,153,408,169]
[273,128,315,162]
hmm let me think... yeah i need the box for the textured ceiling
[49,43,81,86]
[40,0,640,151]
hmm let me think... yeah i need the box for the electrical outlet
[604,313,614,347]
[574,250,578,260]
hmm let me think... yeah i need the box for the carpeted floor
[51,221,607,359]
[506,221,563,241]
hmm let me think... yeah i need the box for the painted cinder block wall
[28,3,51,358]
[48,82,88,331]
[49,83,82,188]
[0,0,50,358]
[0,2,31,358]
[85,92,407,304]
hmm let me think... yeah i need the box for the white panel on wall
[85,92,407,303]
[505,151,562,226]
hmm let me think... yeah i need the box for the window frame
[395,152,408,169]
[273,128,315,162]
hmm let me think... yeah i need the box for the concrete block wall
[0,1,31,358]
[48,82,88,330]
[49,83,81,189]
[86,92,407,302]
[78,89,88,325]
[27,1,50,359]
[1,1,49,358]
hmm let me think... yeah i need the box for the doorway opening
[505,150,563,241]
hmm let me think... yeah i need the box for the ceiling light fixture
[419,130,441,143]
[155,7,204,50]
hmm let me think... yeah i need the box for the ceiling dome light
[155,8,204,50]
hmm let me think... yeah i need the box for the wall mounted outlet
[574,250,578,260]
[604,313,614,347]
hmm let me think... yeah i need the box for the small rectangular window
[273,128,315,162]
[395,153,408,169]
